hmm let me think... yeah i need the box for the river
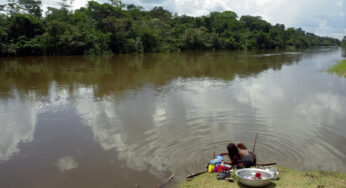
[0,47,345,187]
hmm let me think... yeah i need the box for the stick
[158,174,175,188]
[213,152,216,159]
[252,133,258,153]
[168,174,175,182]
[256,162,277,166]
[186,171,207,179]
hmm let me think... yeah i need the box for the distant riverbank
[328,59,346,77]
[0,1,340,56]
[179,166,346,188]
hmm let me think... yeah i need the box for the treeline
[0,0,341,56]
[342,36,346,48]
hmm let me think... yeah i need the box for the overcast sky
[1,0,345,39]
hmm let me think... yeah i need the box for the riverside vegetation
[328,59,346,77]
[0,0,343,56]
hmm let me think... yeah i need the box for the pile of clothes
[207,155,233,180]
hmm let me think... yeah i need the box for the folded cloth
[210,159,223,165]
[216,155,223,160]
[216,165,230,173]
[213,164,220,172]
[217,170,230,180]
[208,164,215,172]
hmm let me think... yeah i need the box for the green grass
[179,166,346,188]
[328,59,346,77]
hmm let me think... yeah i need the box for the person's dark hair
[227,143,240,162]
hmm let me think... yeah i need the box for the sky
[1,0,345,39]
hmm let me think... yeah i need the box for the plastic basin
[235,168,274,187]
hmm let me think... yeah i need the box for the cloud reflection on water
[56,156,79,172]
[0,91,36,161]
[222,69,346,169]
[0,82,70,162]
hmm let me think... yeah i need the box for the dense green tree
[8,14,44,39]
[341,36,346,48]
[148,6,171,21]
[210,11,238,36]
[19,0,42,17]
[0,0,341,56]
[142,31,159,52]
[0,0,42,16]
[240,16,270,32]
[126,4,143,20]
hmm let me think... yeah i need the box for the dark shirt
[238,153,254,168]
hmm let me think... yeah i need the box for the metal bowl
[235,168,274,187]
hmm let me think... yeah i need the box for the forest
[0,0,342,56]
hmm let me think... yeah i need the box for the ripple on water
[137,103,346,178]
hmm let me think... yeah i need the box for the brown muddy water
[0,47,345,187]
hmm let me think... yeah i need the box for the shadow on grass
[237,182,277,188]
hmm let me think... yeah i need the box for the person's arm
[225,160,241,166]
[219,152,229,156]
[238,162,245,168]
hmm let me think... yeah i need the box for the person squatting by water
[219,142,256,168]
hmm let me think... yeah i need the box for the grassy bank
[328,59,346,77]
[179,166,346,188]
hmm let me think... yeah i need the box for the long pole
[252,133,258,153]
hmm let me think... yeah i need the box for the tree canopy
[341,36,346,48]
[0,0,341,56]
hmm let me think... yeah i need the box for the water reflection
[56,156,79,172]
[0,91,36,161]
[0,51,301,98]
[232,67,346,170]
[0,47,345,187]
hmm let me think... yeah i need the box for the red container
[255,172,262,179]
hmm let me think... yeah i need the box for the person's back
[237,143,256,168]
[238,149,255,168]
